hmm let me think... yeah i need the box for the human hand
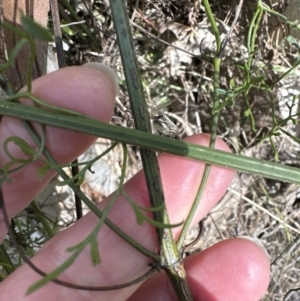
[0,63,270,300]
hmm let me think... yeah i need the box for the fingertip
[186,238,270,300]
[83,62,119,97]
[238,236,270,263]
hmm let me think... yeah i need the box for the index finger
[0,63,118,242]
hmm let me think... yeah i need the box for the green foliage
[21,14,53,42]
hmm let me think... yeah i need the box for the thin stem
[202,0,221,54]
[26,37,35,92]
[0,178,158,292]
[177,0,222,250]
[29,126,160,261]
[110,1,193,299]
[30,200,55,238]
[50,0,82,220]
[0,245,15,275]
[2,101,300,185]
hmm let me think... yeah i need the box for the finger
[0,134,235,300]
[0,63,119,242]
[128,238,270,301]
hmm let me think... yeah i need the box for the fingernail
[238,236,270,262]
[83,62,119,96]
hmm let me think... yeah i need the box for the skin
[0,64,270,300]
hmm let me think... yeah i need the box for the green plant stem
[109,1,193,299]
[25,38,36,92]
[23,118,160,267]
[5,91,83,116]
[270,59,300,88]
[247,5,261,62]
[0,245,15,275]
[203,0,221,53]
[177,0,222,250]
[24,121,160,262]
[28,145,129,292]
[246,1,263,74]
[2,101,300,184]
[50,0,83,221]
[30,200,55,238]
[262,2,300,31]
[240,1,264,132]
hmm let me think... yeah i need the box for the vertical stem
[109,0,194,299]
[177,0,221,250]
[50,0,83,220]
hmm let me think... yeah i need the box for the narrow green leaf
[143,214,183,228]
[212,98,234,114]
[67,241,85,253]
[37,165,51,178]
[56,168,86,186]
[215,88,229,96]
[61,24,76,36]
[132,205,144,225]
[90,238,101,265]
[3,101,300,185]
[286,35,300,50]
[229,78,235,88]
[251,76,265,84]
[21,14,53,42]
[4,136,36,160]
[0,39,28,73]
[0,245,15,274]
[244,108,251,117]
